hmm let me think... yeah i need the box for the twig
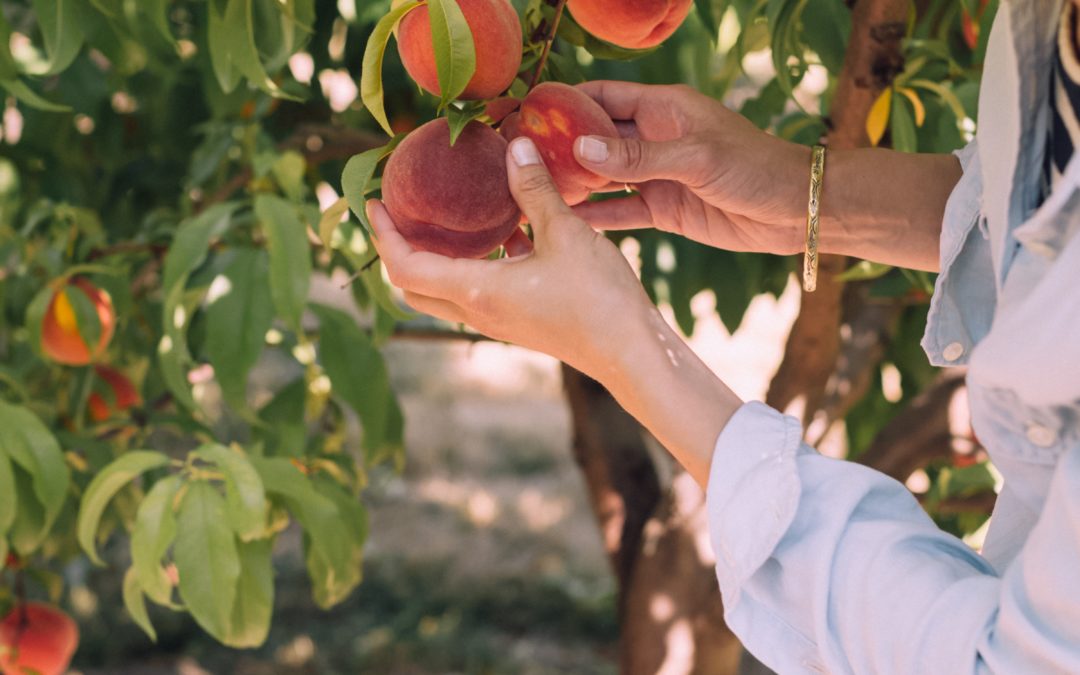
[528,0,569,91]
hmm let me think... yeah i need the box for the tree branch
[528,0,569,91]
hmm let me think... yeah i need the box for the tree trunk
[563,366,742,675]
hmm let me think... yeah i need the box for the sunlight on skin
[657,618,696,675]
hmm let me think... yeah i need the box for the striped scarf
[1044,1,1080,200]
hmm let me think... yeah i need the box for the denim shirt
[705,1,1080,672]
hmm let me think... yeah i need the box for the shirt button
[1026,424,1056,448]
[943,342,965,362]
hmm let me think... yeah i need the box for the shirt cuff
[706,401,804,609]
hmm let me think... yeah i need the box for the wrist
[588,302,744,487]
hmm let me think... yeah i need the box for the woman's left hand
[366,136,654,380]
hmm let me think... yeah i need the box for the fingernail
[510,137,540,166]
[578,136,608,163]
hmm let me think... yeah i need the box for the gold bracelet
[803,144,826,293]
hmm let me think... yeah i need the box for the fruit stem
[527,0,569,91]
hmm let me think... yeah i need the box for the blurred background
[0,0,997,673]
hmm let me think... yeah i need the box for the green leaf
[319,197,350,250]
[160,203,238,411]
[768,0,809,98]
[224,538,274,648]
[204,249,274,412]
[64,284,103,362]
[446,101,486,145]
[255,194,311,332]
[556,14,659,61]
[130,475,182,607]
[271,151,307,202]
[908,78,968,123]
[891,92,918,153]
[226,0,299,100]
[192,444,267,541]
[0,402,70,553]
[801,0,850,75]
[340,137,403,229]
[304,477,366,609]
[208,1,242,93]
[361,1,423,136]
[8,465,47,555]
[0,451,16,541]
[77,450,170,566]
[311,304,401,461]
[0,79,71,112]
[427,0,476,108]
[252,458,356,606]
[175,480,241,642]
[122,568,157,642]
[837,260,894,282]
[147,0,176,46]
[0,13,18,79]
[695,0,720,39]
[28,0,85,75]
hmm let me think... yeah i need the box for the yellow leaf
[866,88,892,146]
[899,87,926,127]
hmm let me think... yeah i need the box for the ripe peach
[396,0,523,100]
[0,603,79,675]
[513,82,618,206]
[40,278,115,366]
[88,365,141,422]
[382,118,521,259]
[566,0,693,49]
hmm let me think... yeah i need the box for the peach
[513,82,618,206]
[382,118,521,259]
[40,278,115,366]
[88,365,141,422]
[396,0,523,100]
[566,0,693,49]
[0,603,79,675]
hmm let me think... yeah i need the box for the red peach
[514,82,618,206]
[40,278,115,366]
[567,0,693,49]
[396,0,523,100]
[0,603,79,675]
[382,118,521,259]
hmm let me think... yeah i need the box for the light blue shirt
[706,1,1080,672]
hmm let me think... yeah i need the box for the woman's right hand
[571,80,811,256]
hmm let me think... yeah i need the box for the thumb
[506,137,581,247]
[574,135,699,184]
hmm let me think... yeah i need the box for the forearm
[815,148,962,272]
[586,304,743,487]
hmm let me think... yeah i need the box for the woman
[367,0,1079,671]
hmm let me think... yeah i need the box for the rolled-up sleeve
[706,402,1080,674]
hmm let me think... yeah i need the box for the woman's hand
[367,136,654,381]
[571,80,810,256]
[371,135,745,487]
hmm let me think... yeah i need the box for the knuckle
[619,139,648,171]
[517,170,555,196]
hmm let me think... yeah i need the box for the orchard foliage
[0,0,996,653]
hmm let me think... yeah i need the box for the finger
[506,137,579,246]
[573,194,655,231]
[402,290,466,325]
[614,120,638,139]
[503,227,535,258]
[575,80,655,120]
[366,200,484,303]
[574,135,698,184]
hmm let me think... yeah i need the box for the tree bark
[562,366,741,674]
[766,0,909,424]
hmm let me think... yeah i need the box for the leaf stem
[528,0,569,91]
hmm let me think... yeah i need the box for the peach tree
[0,0,995,665]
